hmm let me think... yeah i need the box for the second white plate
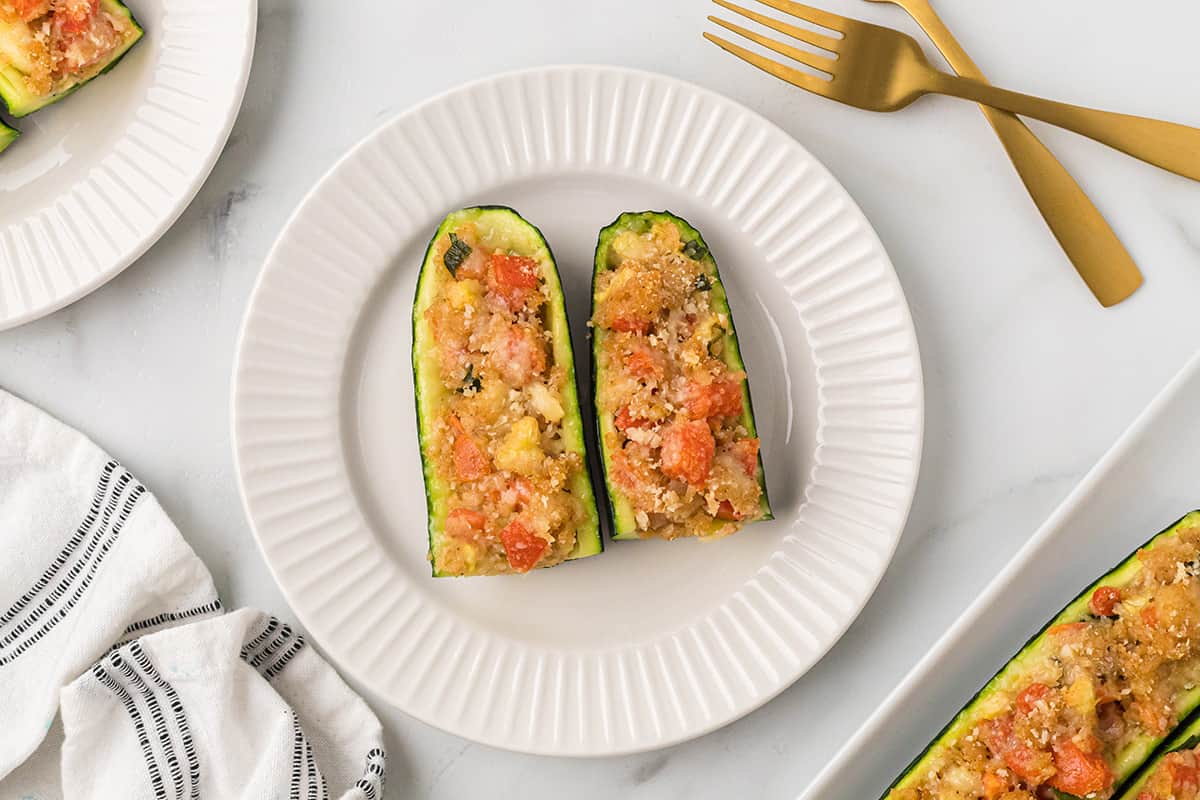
[233,65,923,756]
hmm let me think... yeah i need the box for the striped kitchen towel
[0,389,387,799]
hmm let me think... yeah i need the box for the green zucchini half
[591,211,771,540]
[887,510,1200,799]
[0,120,17,153]
[1118,709,1200,799]
[412,206,602,576]
[0,0,143,117]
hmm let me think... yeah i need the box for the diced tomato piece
[1015,682,1051,715]
[684,379,743,420]
[1142,605,1159,628]
[715,500,742,521]
[1090,586,1122,617]
[1170,757,1200,793]
[500,519,546,573]
[660,420,715,487]
[1137,792,1153,800]
[614,406,650,433]
[731,438,760,476]
[979,716,1053,784]
[488,253,540,310]
[1047,622,1087,637]
[609,317,652,335]
[626,346,662,380]
[1049,739,1113,797]
[53,0,98,34]
[445,508,486,540]
[981,771,1007,800]
[448,415,489,481]
[13,0,50,21]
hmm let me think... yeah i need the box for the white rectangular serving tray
[801,350,1200,799]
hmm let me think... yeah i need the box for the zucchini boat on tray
[1121,711,1200,800]
[591,211,771,540]
[887,511,1200,800]
[413,207,601,577]
[0,0,143,117]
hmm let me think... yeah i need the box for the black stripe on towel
[290,713,304,800]
[0,461,118,627]
[353,748,387,800]
[1,467,130,645]
[112,651,184,800]
[131,641,201,800]
[93,661,168,800]
[239,617,280,661]
[123,600,224,638]
[0,482,145,666]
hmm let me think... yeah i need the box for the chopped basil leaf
[694,273,712,291]
[459,364,482,394]
[443,232,472,276]
[682,240,708,261]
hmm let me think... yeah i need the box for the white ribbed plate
[0,0,256,331]
[233,65,924,756]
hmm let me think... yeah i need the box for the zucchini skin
[0,0,143,118]
[412,206,602,577]
[0,120,17,153]
[885,510,1200,799]
[590,210,772,540]
[1119,700,1200,798]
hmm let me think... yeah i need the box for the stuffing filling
[891,524,1200,800]
[593,219,763,539]
[424,222,586,575]
[0,0,132,99]
[1133,741,1200,800]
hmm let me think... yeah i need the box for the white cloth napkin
[0,388,388,799]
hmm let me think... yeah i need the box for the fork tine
[747,0,848,35]
[708,16,837,76]
[711,0,841,54]
[703,32,833,96]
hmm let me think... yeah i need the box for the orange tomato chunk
[1015,682,1050,715]
[684,379,743,420]
[500,519,546,573]
[1090,585,1122,617]
[488,253,540,310]
[610,316,651,335]
[448,415,489,481]
[445,508,486,539]
[660,420,715,487]
[1050,739,1113,797]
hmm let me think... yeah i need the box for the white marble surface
[3,0,1200,796]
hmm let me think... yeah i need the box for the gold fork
[705,0,1200,185]
[861,0,1141,307]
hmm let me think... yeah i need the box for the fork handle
[933,73,1200,182]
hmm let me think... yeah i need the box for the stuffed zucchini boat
[0,0,143,117]
[887,511,1200,800]
[413,206,601,577]
[590,211,770,541]
[0,119,16,152]
[1120,711,1200,800]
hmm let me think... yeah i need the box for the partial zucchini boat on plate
[413,206,601,577]
[0,0,143,117]
[591,211,771,540]
[887,511,1200,800]
[0,119,16,152]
